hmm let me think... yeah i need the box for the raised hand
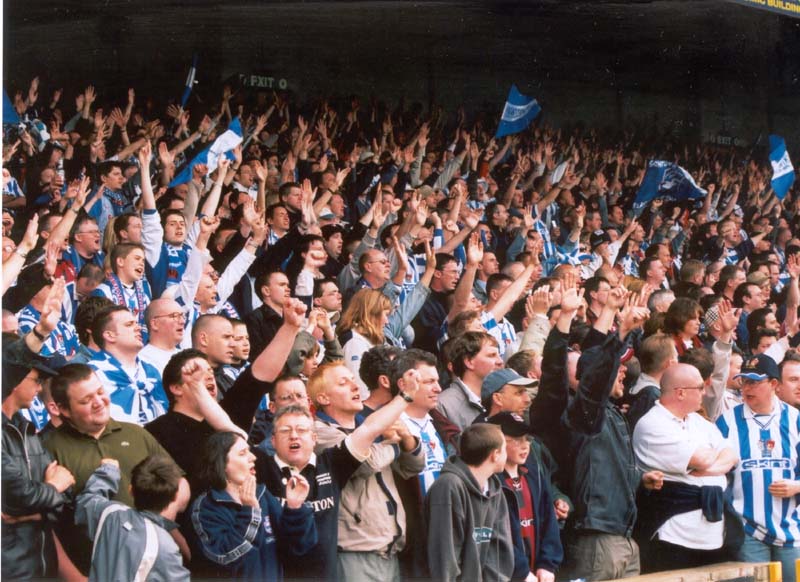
[39,278,67,334]
[19,214,40,254]
[466,232,484,266]
[527,285,552,317]
[284,474,311,509]
[560,286,585,314]
[282,298,308,329]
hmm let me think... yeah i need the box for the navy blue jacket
[188,484,317,581]
[501,465,564,580]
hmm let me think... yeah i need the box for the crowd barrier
[599,561,788,582]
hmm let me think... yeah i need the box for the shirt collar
[274,452,317,473]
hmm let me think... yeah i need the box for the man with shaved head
[633,363,738,573]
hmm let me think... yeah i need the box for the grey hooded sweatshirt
[425,456,514,581]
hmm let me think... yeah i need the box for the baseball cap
[487,412,531,437]
[590,230,611,251]
[2,340,68,400]
[481,369,537,402]
[417,185,435,201]
[735,354,780,382]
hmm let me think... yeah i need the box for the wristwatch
[399,392,414,403]
[31,326,47,341]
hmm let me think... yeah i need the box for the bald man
[632,364,738,573]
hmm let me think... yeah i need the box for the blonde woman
[337,288,392,397]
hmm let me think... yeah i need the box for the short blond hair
[306,360,346,408]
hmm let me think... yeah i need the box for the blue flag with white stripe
[169,117,242,187]
[769,135,795,200]
[632,160,707,215]
[495,85,541,138]
[181,55,198,109]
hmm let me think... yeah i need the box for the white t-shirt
[139,344,179,377]
[633,401,728,549]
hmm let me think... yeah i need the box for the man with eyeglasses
[60,215,105,284]
[140,298,187,375]
[717,354,800,582]
[256,362,424,582]
[633,363,737,573]
[251,375,310,455]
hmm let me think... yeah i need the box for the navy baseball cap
[487,412,531,437]
[735,354,780,382]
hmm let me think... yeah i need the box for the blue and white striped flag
[769,135,795,200]
[180,55,198,109]
[169,117,242,187]
[632,160,707,215]
[495,85,541,139]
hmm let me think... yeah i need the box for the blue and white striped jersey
[717,397,800,547]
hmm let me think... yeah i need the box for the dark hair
[162,349,209,408]
[750,328,778,352]
[131,455,183,512]
[313,278,337,300]
[450,331,497,378]
[448,310,482,339]
[460,423,504,467]
[113,212,142,238]
[486,273,513,299]
[77,263,105,284]
[268,375,304,401]
[714,265,743,295]
[266,203,288,221]
[98,160,124,178]
[779,350,800,379]
[255,270,285,302]
[359,345,402,392]
[663,298,702,336]
[75,296,114,345]
[746,307,775,339]
[507,350,536,377]
[160,208,185,227]
[279,181,300,199]
[434,253,458,271]
[110,242,145,274]
[50,363,95,409]
[639,256,662,279]
[680,348,714,381]
[583,276,610,302]
[389,348,438,394]
[196,431,241,491]
[91,305,131,350]
[733,283,759,309]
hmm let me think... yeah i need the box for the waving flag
[180,55,198,109]
[769,135,795,200]
[169,117,242,187]
[495,85,541,139]
[632,161,707,215]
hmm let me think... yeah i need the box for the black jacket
[2,412,68,579]
[244,303,283,363]
[564,333,643,537]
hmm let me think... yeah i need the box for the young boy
[75,455,191,582]
[489,412,563,582]
[425,423,515,581]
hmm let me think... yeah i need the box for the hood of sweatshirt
[440,456,504,499]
